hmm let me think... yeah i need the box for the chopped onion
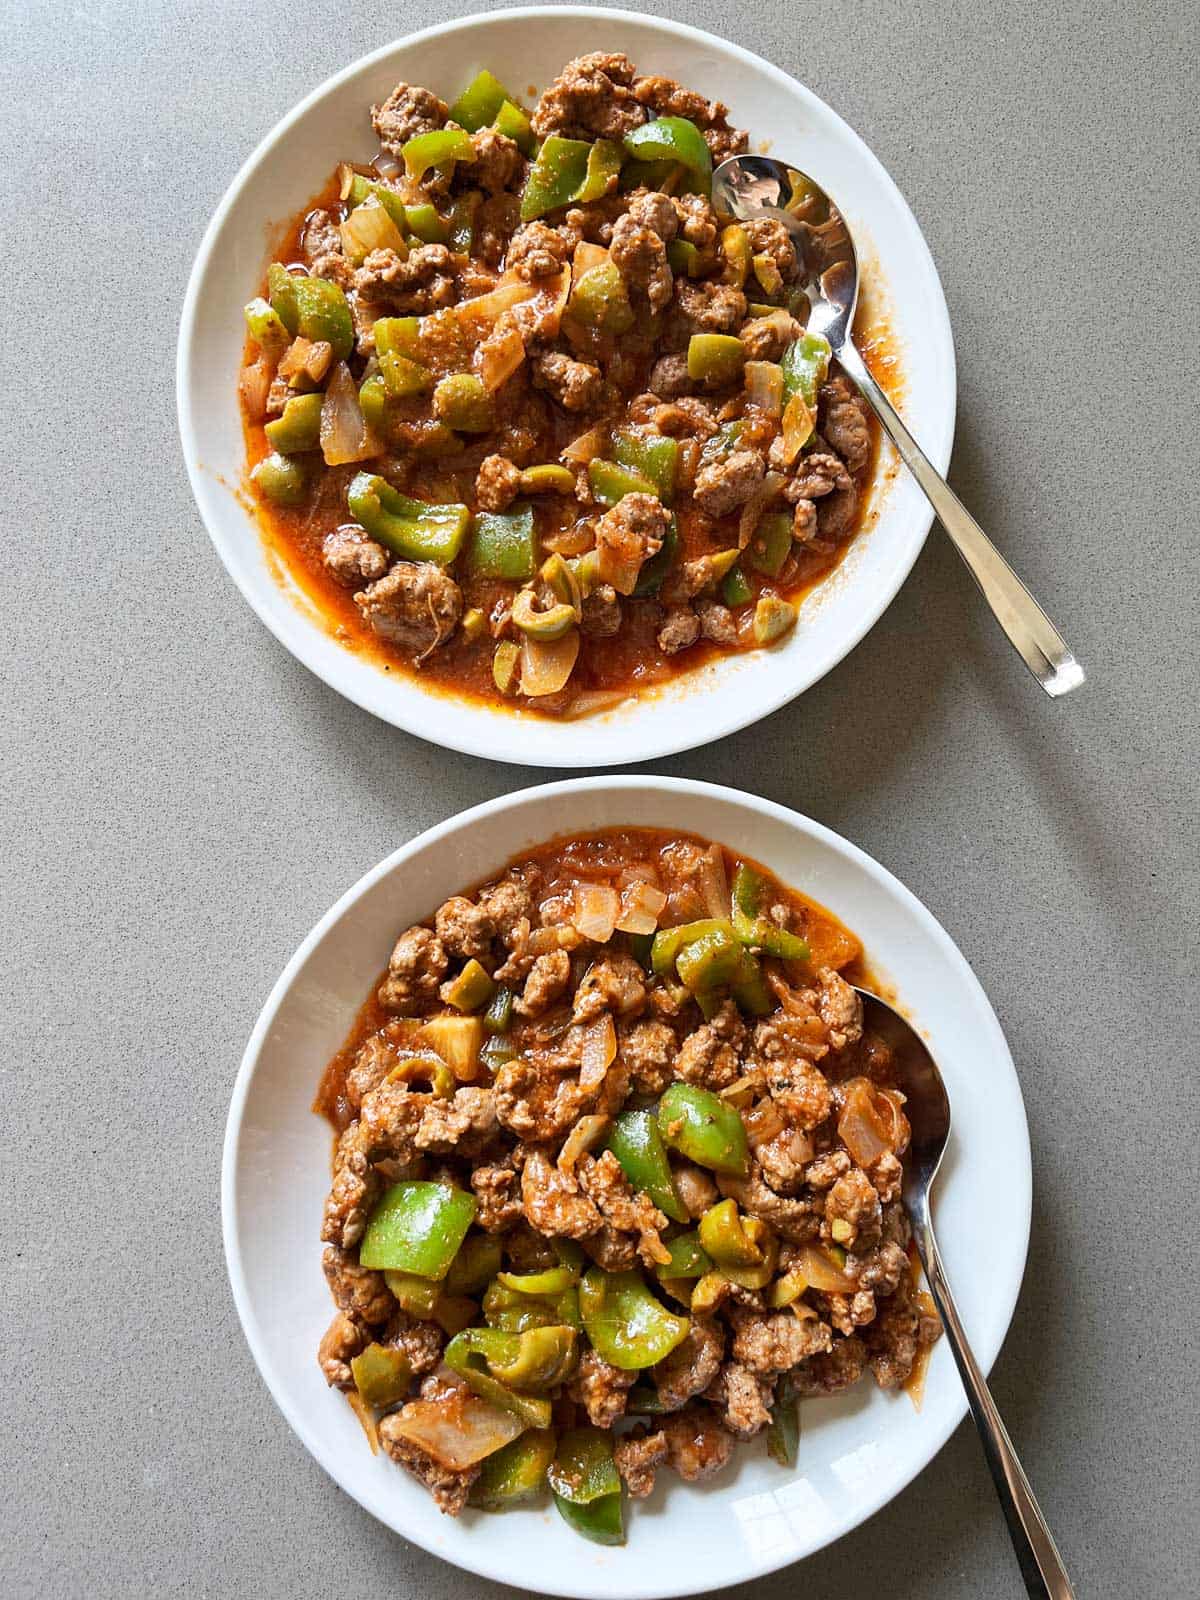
[579,1013,617,1090]
[737,470,785,549]
[561,424,608,464]
[745,360,784,417]
[239,357,272,422]
[615,880,667,935]
[694,844,730,920]
[795,1243,859,1294]
[386,1393,523,1469]
[562,689,630,719]
[320,362,379,466]
[573,241,609,275]
[572,882,620,942]
[778,392,816,465]
[558,1113,611,1174]
[455,278,537,332]
[478,321,526,391]
[837,1077,897,1168]
[340,196,407,265]
[528,924,577,955]
[371,151,404,181]
[540,521,593,557]
[278,335,333,387]
[742,1100,785,1146]
[345,1391,379,1453]
[519,629,580,696]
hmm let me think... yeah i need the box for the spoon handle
[833,340,1084,697]
[913,1222,1076,1599]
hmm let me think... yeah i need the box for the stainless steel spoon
[854,987,1076,1598]
[712,156,1084,697]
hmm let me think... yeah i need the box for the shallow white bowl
[223,777,1029,1598]
[178,6,955,767]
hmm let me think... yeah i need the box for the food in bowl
[240,52,879,718]
[315,826,939,1541]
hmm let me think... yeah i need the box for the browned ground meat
[322,526,389,587]
[317,1311,365,1389]
[569,1347,636,1427]
[378,924,448,1010]
[354,563,463,662]
[531,52,646,141]
[475,453,521,512]
[532,350,604,412]
[379,1419,479,1513]
[693,450,765,516]
[371,82,448,155]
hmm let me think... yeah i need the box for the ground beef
[577,1149,669,1267]
[580,584,622,636]
[378,1419,479,1514]
[820,374,873,474]
[654,1315,725,1410]
[825,1167,882,1250]
[493,1059,591,1141]
[846,1239,909,1296]
[705,1360,774,1435]
[674,1001,745,1089]
[353,243,457,315]
[371,82,448,156]
[756,1128,813,1196]
[674,279,747,335]
[433,895,496,961]
[595,493,669,593]
[785,452,853,502]
[412,1086,497,1156]
[322,1245,394,1326]
[475,453,521,512]
[866,1280,938,1389]
[317,1311,365,1389]
[742,218,800,282]
[323,526,389,587]
[660,1406,737,1480]
[355,562,463,663]
[521,1147,602,1238]
[505,220,575,281]
[383,1309,445,1375]
[614,1427,669,1498]
[320,1120,379,1248]
[740,314,799,362]
[609,211,673,310]
[572,952,647,1022]
[633,76,748,163]
[817,482,859,539]
[651,396,717,437]
[696,600,737,644]
[531,52,647,142]
[656,607,700,655]
[792,1334,868,1395]
[469,126,524,193]
[300,209,348,283]
[729,1305,833,1373]
[719,1162,821,1243]
[583,1222,639,1271]
[569,1347,636,1428]
[513,949,571,1017]
[671,1162,719,1219]
[477,872,537,941]
[532,350,604,412]
[345,1036,397,1111]
[621,1018,677,1096]
[470,1161,523,1232]
[378,924,449,1010]
[693,449,765,517]
[647,354,694,399]
[792,497,818,542]
[673,192,719,249]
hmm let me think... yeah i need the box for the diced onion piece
[528,924,578,955]
[561,424,608,464]
[837,1077,898,1167]
[795,1243,858,1294]
[478,321,526,391]
[579,1013,618,1090]
[386,1393,523,1469]
[239,357,272,422]
[519,266,572,341]
[455,277,537,332]
[372,151,404,182]
[737,470,786,549]
[742,1100,785,1147]
[573,241,609,275]
[519,629,580,696]
[778,391,816,465]
[340,196,407,265]
[562,689,629,719]
[615,880,667,935]
[540,521,593,557]
[572,882,620,942]
[745,360,784,417]
[278,336,333,387]
[558,1113,611,1174]
[320,362,379,465]
[695,844,730,921]
[345,1391,380,1453]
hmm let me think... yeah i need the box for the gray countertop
[4,1,1198,1595]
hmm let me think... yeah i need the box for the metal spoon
[712,156,1084,697]
[854,987,1076,1598]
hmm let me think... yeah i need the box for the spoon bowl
[714,154,1085,699]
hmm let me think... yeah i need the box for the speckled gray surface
[3,1,1198,1595]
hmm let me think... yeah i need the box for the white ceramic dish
[178,7,956,767]
[223,777,1030,1598]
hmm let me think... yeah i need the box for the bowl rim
[222,774,1031,1597]
[177,5,957,768]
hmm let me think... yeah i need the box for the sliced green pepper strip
[374,315,422,362]
[698,1199,763,1268]
[497,1265,580,1297]
[730,862,811,961]
[520,135,591,221]
[630,515,680,598]
[484,984,514,1035]
[554,1491,624,1545]
[483,1278,559,1332]
[666,238,703,277]
[746,511,793,578]
[612,429,678,505]
[676,926,744,992]
[448,69,513,131]
[359,1181,477,1277]
[379,349,432,397]
[730,947,774,1016]
[588,458,657,507]
[780,332,832,407]
[654,1230,713,1281]
[575,138,624,202]
[548,1425,621,1504]
[649,918,731,975]
[605,1108,687,1223]
[350,1342,412,1408]
[347,174,410,230]
[243,296,291,356]
[470,1428,556,1510]
[687,332,745,386]
[263,392,323,454]
[481,1033,518,1070]
[721,564,754,607]
[468,506,537,580]
[383,1268,442,1317]
[346,473,471,564]
[449,190,481,252]
[403,201,451,244]
[494,99,536,156]
[356,374,390,438]
[446,1325,577,1390]
[403,126,476,181]
[250,453,312,507]
[579,1268,690,1371]
[443,958,496,1013]
[568,261,634,334]
[657,1084,749,1177]
[286,275,353,361]
[444,1234,504,1296]
[767,1378,800,1467]
[623,117,713,185]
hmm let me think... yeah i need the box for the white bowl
[178,6,956,767]
[223,777,1029,1598]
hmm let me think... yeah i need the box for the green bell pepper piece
[746,511,793,578]
[468,505,537,580]
[357,374,391,438]
[446,1325,577,1390]
[482,1277,582,1333]
[484,984,514,1035]
[481,1033,518,1069]
[266,262,299,333]
[666,239,704,278]
[547,1427,623,1545]
[623,117,713,185]
[612,429,677,504]
[494,99,536,156]
[359,1181,477,1277]
[649,918,731,976]
[442,958,496,1013]
[588,458,657,507]
[448,69,513,131]
[374,315,421,362]
[654,1230,713,1281]
[657,1084,749,1177]
[449,190,481,252]
[730,947,774,1016]
[433,372,494,432]
[520,135,591,221]
[780,332,832,407]
[767,1377,800,1467]
[250,452,312,507]
[497,1264,581,1296]
[346,474,471,564]
[605,1108,687,1223]
[721,563,754,607]
[380,350,432,397]
[626,1382,672,1413]
[347,173,410,230]
[403,126,476,181]
[687,332,745,386]
[285,274,353,361]
[554,1491,624,1545]
[243,295,291,356]
[403,201,451,244]
[575,138,624,202]
[470,1428,556,1510]
[698,1199,764,1268]
[350,1342,412,1408]
[444,1233,504,1296]
[676,926,744,992]
[630,515,680,598]
[263,391,323,454]
[730,861,811,961]
[568,261,634,334]
[382,1268,442,1318]
[578,1268,690,1370]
